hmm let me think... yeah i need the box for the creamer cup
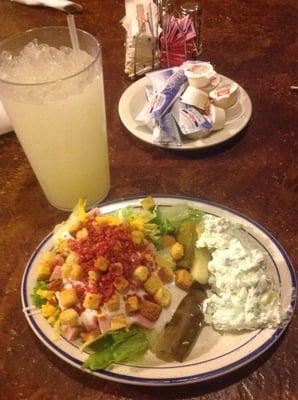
[209,82,239,109]
[184,62,215,88]
[181,86,209,110]
[200,74,222,94]
[225,100,243,122]
[207,104,226,131]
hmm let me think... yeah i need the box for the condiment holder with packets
[135,61,244,146]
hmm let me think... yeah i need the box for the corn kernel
[36,289,55,300]
[41,304,57,318]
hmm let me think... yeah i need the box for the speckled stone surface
[0,0,297,399]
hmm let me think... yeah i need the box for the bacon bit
[73,284,86,302]
[68,217,156,302]
[48,297,57,306]
[48,279,63,292]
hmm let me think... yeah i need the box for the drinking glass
[0,26,110,210]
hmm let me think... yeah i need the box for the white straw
[67,14,80,54]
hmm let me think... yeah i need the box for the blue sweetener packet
[146,67,177,94]
[150,69,187,120]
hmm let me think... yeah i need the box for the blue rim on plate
[21,195,297,386]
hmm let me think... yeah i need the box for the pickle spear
[155,284,206,362]
[176,220,197,269]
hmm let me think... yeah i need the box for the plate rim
[118,76,253,150]
[21,195,296,386]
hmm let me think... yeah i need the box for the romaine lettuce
[82,327,148,371]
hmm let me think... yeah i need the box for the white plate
[21,196,296,386]
[118,76,252,150]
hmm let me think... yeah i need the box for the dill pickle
[176,220,197,269]
[155,284,206,362]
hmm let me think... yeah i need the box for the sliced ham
[130,314,155,330]
[98,314,110,334]
[49,265,62,281]
[61,325,81,341]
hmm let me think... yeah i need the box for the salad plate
[21,196,296,386]
[118,75,252,150]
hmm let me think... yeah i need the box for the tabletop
[0,0,297,399]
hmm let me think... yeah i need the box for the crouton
[161,235,177,248]
[125,296,140,314]
[69,263,84,280]
[76,227,88,240]
[59,308,79,326]
[110,314,128,331]
[88,270,100,283]
[37,262,51,281]
[140,299,162,322]
[94,256,109,272]
[154,287,171,307]
[133,265,149,282]
[113,276,129,293]
[170,242,184,260]
[83,293,101,310]
[104,292,120,312]
[59,288,79,308]
[158,265,174,283]
[61,262,72,280]
[143,273,163,295]
[66,251,79,264]
[175,269,193,291]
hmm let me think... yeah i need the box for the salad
[31,197,284,371]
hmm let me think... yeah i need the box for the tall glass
[0,27,110,210]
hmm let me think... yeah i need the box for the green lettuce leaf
[31,280,48,308]
[82,327,149,371]
[153,204,203,235]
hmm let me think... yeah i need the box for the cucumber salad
[31,197,284,371]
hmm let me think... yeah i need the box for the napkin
[10,0,83,13]
[0,101,12,135]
